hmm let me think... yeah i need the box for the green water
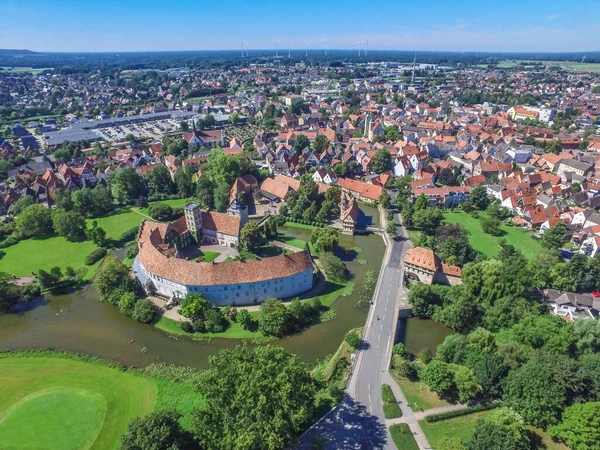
[401,318,453,355]
[0,229,385,369]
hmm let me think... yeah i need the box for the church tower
[227,199,248,230]
[363,113,372,138]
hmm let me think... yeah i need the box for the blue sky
[1,0,598,52]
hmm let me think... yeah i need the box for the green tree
[180,294,211,320]
[120,410,194,450]
[454,366,482,403]
[480,216,503,236]
[319,252,346,282]
[193,345,315,450]
[313,135,330,153]
[413,208,442,235]
[414,193,429,211]
[371,149,392,173]
[174,167,194,198]
[195,177,214,209]
[310,227,339,254]
[118,292,138,316]
[379,189,390,208]
[419,360,455,396]
[146,165,174,196]
[541,222,567,249]
[17,204,54,238]
[345,329,362,349]
[294,134,310,154]
[109,168,146,204]
[147,203,175,221]
[548,402,600,450]
[93,257,136,304]
[132,298,158,324]
[52,208,87,241]
[235,309,254,330]
[467,407,531,450]
[434,224,476,267]
[240,222,262,253]
[408,283,445,318]
[258,298,289,337]
[470,186,490,210]
[86,221,107,247]
[11,196,34,215]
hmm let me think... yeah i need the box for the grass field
[0,356,157,450]
[442,211,541,260]
[0,236,101,279]
[382,384,402,419]
[394,376,450,411]
[200,251,220,262]
[283,221,319,230]
[419,410,569,450]
[276,231,307,249]
[476,60,600,72]
[0,66,52,74]
[389,423,419,450]
[156,314,262,339]
[88,209,143,240]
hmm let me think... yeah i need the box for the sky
[1,0,599,53]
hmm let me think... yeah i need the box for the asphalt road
[298,211,413,450]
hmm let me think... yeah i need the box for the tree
[419,360,455,396]
[437,334,468,364]
[434,224,476,267]
[110,168,146,204]
[401,202,414,227]
[503,358,567,427]
[371,149,392,173]
[548,402,600,450]
[294,134,310,154]
[195,177,214,209]
[17,204,54,238]
[118,292,138,315]
[235,309,254,330]
[240,222,261,253]
[174,167,194,198]
[213,182,230,212]
[94,257,136,304]
[52,208,87,242]
[319,252,346,282]
[120,410,194,450]
[574,318,600,354]
[180,294,211,320]
[386,220,397,237]
[470,186,490,210]
[467,408,531,450]
[379,190,390,208]
[146,165,174,196]
[72,186,114,218]
[313,135,330,153]
[414,193,429,211]
[132,298,158,324]
[345,329,362,349]
[258,298,289,337]
[310,227,339,254]
[480,216,503,236]
[413,208,442,235]
[37,267,62,290]
[86,220,107,247]
[433,286,480,333]
[193,345,315,450]
[472,353,509,399]
[541,222,567,249]
[179,120,190,132]
[408,283,446,318]
[454,366,482,403]
[11,196,34,215]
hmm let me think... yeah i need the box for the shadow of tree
[296,395,389,450]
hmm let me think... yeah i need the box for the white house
[312,168,337,185]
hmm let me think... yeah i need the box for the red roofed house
[404,247,462,286]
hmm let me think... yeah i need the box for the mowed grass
[394,376,450,411]
[0,357,157,450]
[200,251,220,262]
[88,209,143,240]
[0,236,101,279]
[156,315,262,339]
[419,410,569,450]
[443,211,541,260]
[389,423,419,450]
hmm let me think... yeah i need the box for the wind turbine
[276,40,279,58]
[365,38,369,56]
[306,43,309,58]
[582,55,586,64]
[288,43,291,59]
[241,39,245,58]
[325,45,328,57]
[245,44,249,57]
[358,41,362,57]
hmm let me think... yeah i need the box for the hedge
[84,247,107,265]
[425,402,500,423]
[119,226,139,244]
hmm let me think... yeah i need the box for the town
[1,43,600,450]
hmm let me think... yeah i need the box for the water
[400,318,453,356]
[0,228,385,369]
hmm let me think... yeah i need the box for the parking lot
[93,118,186,142]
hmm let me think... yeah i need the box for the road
[298,209,427,449]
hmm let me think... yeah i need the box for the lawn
[88,208,143,240]
[200,251,220,262]
[283,221,319,230]
[394,376,450,411]
[0,66,53,74]
[275,231,307,249]
[419,410,569,450]
[0,356,157,450]
[382,384,402,419]
[156,315,263,340]
[0,236,101,279]
[442,210,541,260]
[389,423,419,450]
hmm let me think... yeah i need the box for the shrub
[126,245,139,259]
[345,329,362,349]
[393,343,408,358]
[84,247,107,265]
[180,321,194,333]
[425,402,500,423]
[418,347,433,364]
[119,226,139,244]
[0,235,19,248]
[131,299,158,324]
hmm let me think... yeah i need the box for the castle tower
[364,113,371,138]
[227,199,248,230]
[184,202,202,236]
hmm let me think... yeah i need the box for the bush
[345,329,362,349]
[393,343,408,358]
[119,226,139,244]
[131,299,158,324]
[126,245,139,259]
[418,347,433,364]
[84,247,107,265]
[0,235,18,248]
[425,402,500,423]
[180,321,194,333]
[147,203,175,221]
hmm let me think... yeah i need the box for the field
[476,60,600,72]
[0,66,52,74]
[442,211,541,260]
[419,410,568,450]
[0,355,157,450]
[389,424,419,450]
[156,314,261,339]
[87,209,143,240]
[0,235,101,279]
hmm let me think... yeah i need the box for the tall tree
[146,165,174,196]
[470,186,490,210]
[120,410,195,450]
[240,222,262,253]
[467,408,531,450]
[541,222,567,249]
[371,149,392,173]
[258,298,289,337]
[193,346,315,450]
[17,204,53,238]
[548,402,600,450]
[174,167,194,198]
[109,168,146,204]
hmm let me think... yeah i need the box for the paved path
[298,207,427,450]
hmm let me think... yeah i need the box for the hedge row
[84,247,107,266]
[425,402,500,423]
[285,217,325,228]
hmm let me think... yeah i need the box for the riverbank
[0,350,204,449]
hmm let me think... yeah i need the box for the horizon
[1,0,599,53]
